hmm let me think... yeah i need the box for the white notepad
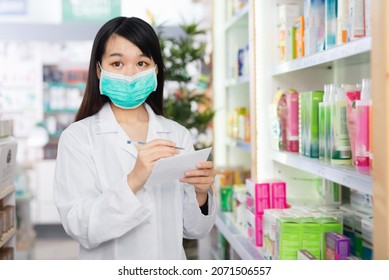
[145,147,212,186]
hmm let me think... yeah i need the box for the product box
[297,249,318,260]
[322,179,342,206]
[299,217,321,259]
[276,217,301,260]
[0,137,18,190]
[233,184,247,230]
[325,0,338,48]
[350,189,373,214]
[269,103,282,151]
[299,91,324,158]
[353,210,372,259]
[246,179,270,215]
[246,209,263,247]
[337,0,349,45]
[278,4,300,62]
[269,180,287,209]
[263,209,293,260]
[304,0,325,55]
[220,186,233,212]
[285,90,299,152]
[317,217,342,259]
[347,0,365,41]
[294,16,305,58]
[361,217,373,260]
[325,232,351,260]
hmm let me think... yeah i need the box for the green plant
[152,17,215,142]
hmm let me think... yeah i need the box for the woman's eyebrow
[108,52,123,57]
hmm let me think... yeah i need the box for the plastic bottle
[355,78,371,172]
[331,84,352,165]
[319,85,329,160]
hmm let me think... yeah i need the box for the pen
[127,140,185,150]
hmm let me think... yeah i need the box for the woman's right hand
[127,139,180,193]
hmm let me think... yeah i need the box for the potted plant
[153,17,215,150]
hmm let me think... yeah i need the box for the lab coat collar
[95,102,171,135]
[95,102,172,158]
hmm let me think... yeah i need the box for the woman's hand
[127,139,179,193]
[180,161,215,206]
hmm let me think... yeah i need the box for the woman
[53,17,216,260]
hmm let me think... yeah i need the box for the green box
[220,186,233,212]
[276,217,301,260]
[316,217,342,259]
[299,217,322,259]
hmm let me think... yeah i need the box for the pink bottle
[355,78,371,172]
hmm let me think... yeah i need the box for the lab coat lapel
[145,103,171,142]
[95,102,138,158]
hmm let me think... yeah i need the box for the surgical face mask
[98,63,157,109]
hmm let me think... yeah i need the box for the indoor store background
[1,0,389,260]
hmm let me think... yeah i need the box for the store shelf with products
[272,36,371,75]
[209,0,389,259]
[207,0,256,260]
[42,65,86,160]
[0,129,18,260]
[215,211,263,260]
[0,228,16,249]
[250,0,378,259]
[213,0,253,170]
[226,138,251,152]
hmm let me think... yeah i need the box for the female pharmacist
[53,17,216,259]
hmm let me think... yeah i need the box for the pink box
[270,180,287,209]
[246,179,270,214]
[285,90,299,152]
[247,210,263,247]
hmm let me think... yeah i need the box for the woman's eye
[138,61,148,67]
[112,62,123,67]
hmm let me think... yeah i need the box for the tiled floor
[18,225,198,260]
[16,224,79,260]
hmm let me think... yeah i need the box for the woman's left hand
[180,161,215,206]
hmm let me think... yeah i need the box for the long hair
[74,17,165,122]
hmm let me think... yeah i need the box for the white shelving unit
[208,0,385,259]
[272,36,371,75]
[215,211,263,260]
[271,151,371,194]
[205,0,256,260]
[0,136,18,259]
[213,0,253,170]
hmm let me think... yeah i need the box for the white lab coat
[53,102,216,259]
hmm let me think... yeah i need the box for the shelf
[15,192,33,202]
[215,211,264,260]
[0,228,16,248]
[272,36,371,76]
[227,138,251,152]
[225,4,249,31]
[271,151,372,194]
[45,82,85,90]
[0,185,15,200]
[225,75,250,88]
[44,109,78,114]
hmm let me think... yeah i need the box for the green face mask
[99,64,157,109]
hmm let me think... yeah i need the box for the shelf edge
[271,151,372,194]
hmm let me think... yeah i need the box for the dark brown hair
[74,17,165,122]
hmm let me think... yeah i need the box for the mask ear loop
[97,61,103,71]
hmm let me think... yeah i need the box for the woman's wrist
[196,191,208,207]
[127,172,143,193]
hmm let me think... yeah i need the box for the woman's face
[98,34,156,78]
